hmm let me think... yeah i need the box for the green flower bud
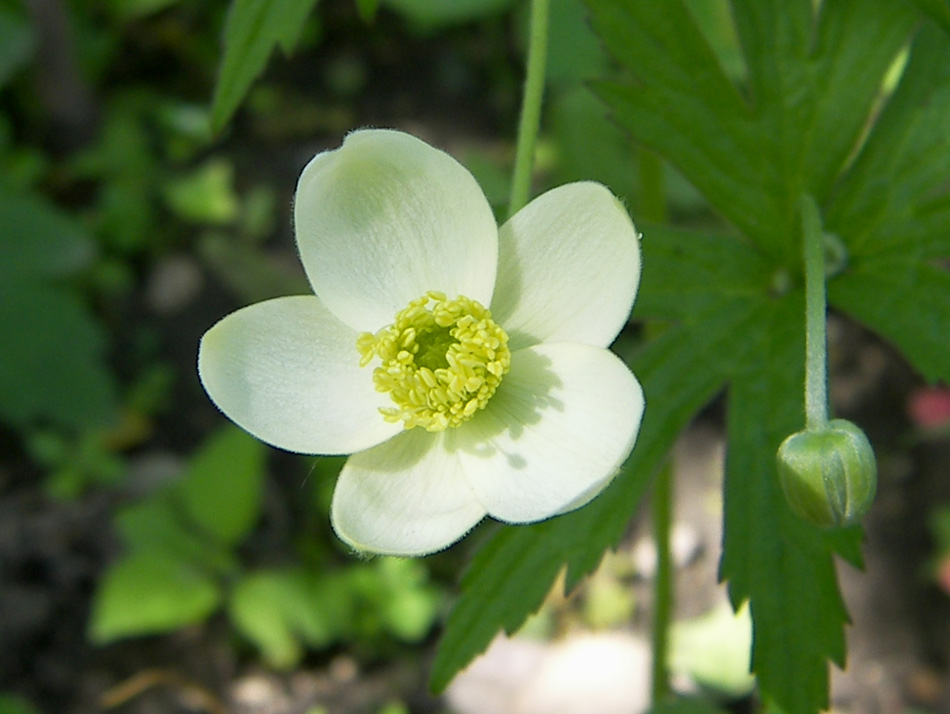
[776,419,877,527]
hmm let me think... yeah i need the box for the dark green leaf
[634,226,772,323]
[430,297,764,692]
[0,6,35,89]
[830,259,950,384]
[89,551,221,643]
[827,24,950,260]
[909,0,950,34]
[177,427,266,546]
[0,278,117,429]
[585,0,776,248]
[720,296,861,714]
[211,0,321,132]
[586,0,915,262]
[355,0,380,22]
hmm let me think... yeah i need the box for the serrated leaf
[177,426,266,546]
[586,0,915,261]
[211,0,320,132]
[585,0,775,249]
[827,23,950,260]
[89,550,221,643]
[430,298,764,692]
[720,297,861,714]
[830,259,950,384]
[634,226,772,323]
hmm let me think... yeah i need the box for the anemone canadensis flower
[198,129,644,556]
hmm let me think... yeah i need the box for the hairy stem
[801,194,829,430]
[507,0,549,219]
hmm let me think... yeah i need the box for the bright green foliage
[211,0,321,132]
[229,559,442,669]
[178,426,266,545]
[89,428,263,642]
[0,190,117,430]
[434,3,950,713]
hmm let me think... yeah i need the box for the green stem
[650,464,673,704]
[801,194,829,430]
[507,0,549,219]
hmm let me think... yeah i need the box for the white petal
[294,129,498,332]
[198,296,401,455]
[331,429,487,556]
[490,182,641,351]
[449,343,644,523]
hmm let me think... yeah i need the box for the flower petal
[490,182,641,351]
[198,295,401,455]
[294,129,498,332]
[449,343,644,523]
[331,429,487,556]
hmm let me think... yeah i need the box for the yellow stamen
[357,291,511,431]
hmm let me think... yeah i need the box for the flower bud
[776,419,877,527]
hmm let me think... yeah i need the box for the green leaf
[177,426,266,546]
[0,6,35,89]
[229,569,339,668]
[909,0,950,34]
[720,297,861,714]
[211,0,321,132]
[355,0,380,22]
[634,226,772,323]
[0,189,95,279]
[114,497,238,575]
[89,550,221,643]
[0,278,117,429]
[585,0,775,249]
[430,298,764,692]
[586,0,915,261]
[830,259,950,384]
[0,694,41,714]
[827,24,950,260]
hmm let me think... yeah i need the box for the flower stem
[650,463,673,704]
[507,0,549,219]
[801,194,829,430]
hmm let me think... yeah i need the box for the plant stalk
[801,194,829,430]
[507,0,549,219]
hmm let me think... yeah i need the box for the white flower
[198,129,644,556]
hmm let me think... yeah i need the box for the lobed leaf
[830,259,950,384]
[720,297,861,714]
[430,297,765,692]
[827,23,950,260]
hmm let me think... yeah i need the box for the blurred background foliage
[3,0,949,713]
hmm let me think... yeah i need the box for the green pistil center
[356,291,511,432]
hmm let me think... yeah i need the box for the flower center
[356,291,511,432]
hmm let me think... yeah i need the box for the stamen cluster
[357,291,511,431]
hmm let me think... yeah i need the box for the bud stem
[801,194,829,430]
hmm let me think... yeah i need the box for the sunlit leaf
[178,426,266,546]
[89,551,221,643]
